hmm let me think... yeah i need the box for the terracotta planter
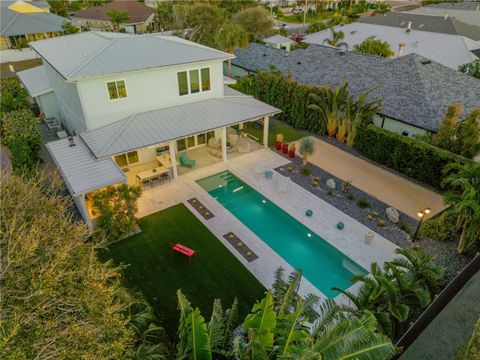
[275,141,282,150]
[288,149,295,158]
[282,143,288,154]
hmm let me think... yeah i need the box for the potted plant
[275,133,284,150]
[282,142,289,154]
[288,143,296,158]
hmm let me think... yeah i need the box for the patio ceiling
[80,96,281,159]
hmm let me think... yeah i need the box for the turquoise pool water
[196,171,367,298]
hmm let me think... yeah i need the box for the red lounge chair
[169,243,196,264]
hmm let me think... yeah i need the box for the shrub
[287,165,294,173]
[300,166,312,176]
[311,180,319,187]
[398,220,412,235]
[0,77,30,113]
[420,211,457,242]
[346,193,355,201]
[356,197,371,208]
[341,179,352,193]
[91,184,143,242]
[1,109,41,175]
[377,220,386,228]
[354,124,471,191]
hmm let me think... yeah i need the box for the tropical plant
[306,21,327,34]
[1,173,135,358]
[299,137,315,165]
[106,8,130,31]
[322,27,348,49]
[432,103,463,151]
[0,77,29,112]
[167,270,397,359]
[454,109,480,159]
[353,38,395,58]
[442,162,480,253]
[214,22,249,76]
[232,6,274,40]
[91,184,143,242]
[0,109,41,175]
[459,59,480,79]
[62,21,79,35]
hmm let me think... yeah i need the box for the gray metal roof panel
[359,12,480,40]
[232,43,480,132]
[17,65,52,96]
[80,96,281,158]
[29,32,233,80]
[264,35,295,44]
[46,136,126,195]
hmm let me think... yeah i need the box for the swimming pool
[196,171,367,298]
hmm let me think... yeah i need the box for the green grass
[98,203,265,340]
[244,121,304,148]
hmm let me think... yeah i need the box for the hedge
[233,71,327,136]
[354,124,472,191]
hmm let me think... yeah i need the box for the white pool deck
[137,149,399,304]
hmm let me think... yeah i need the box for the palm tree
[322,28,349,50]
[299,137,315,165]
[214,23,249,77]
[442,162,480,253]
[106,8,130,32]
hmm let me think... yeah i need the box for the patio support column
[169,140,178,179]
[222,127,227,162]
[239,122,244,130]
[263,116,270,148]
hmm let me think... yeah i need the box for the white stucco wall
[76,59,225,130]
[36,91,60,120]
[43,62,87,133]
[373,114,428,138]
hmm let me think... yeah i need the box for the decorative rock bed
[223,232,259,262]
[275,155,418,248]
[187,198,214,220]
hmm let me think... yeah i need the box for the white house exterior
[28,32,280,228]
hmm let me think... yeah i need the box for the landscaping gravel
[274,154,418,248]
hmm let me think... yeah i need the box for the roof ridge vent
[420,59,431,65]
[406,21,412,33]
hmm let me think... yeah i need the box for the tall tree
[353,38,395,58]
[454,109,480,159]
[0,174,135,358]
[106,8,130,32]
[442,162,480,253]
[433,103,463,151]
[232,6,274,40]
[214,22,249,76]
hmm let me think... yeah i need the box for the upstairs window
[107,80,127,100]
[177,68,211,96]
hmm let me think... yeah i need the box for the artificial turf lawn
[244,121,304,148]
[98,203,266,339]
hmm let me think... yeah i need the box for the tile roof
[73,0,154,24]
[304,23,478,69]
[232,43,480,132]
[17,65,52,97]
[46,136,126,195]
[80,95,281,158]
[359,12,480,40]
[29,31,233,80]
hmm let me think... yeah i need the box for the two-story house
[27,31,280,228]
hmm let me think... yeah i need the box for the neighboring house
[17,65,59,119]
[263,34,296,51]
[231,42,480,137]
[27,32,280,228]
[405,4,480,27]
[304,22,478,69]
[72,0,155,34]
[359,12,480,41]
[0,0,76,50]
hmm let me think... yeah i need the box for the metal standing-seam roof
[29,31,234,80]
[17,65,52,97]
[80,96,281,158]
[232,43,480,132]
[46,137,126,196]
[263,34,296,44]
[0,6,76,36]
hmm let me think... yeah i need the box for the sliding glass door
[176,131,214,152]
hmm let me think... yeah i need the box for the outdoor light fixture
[307,233,312,238]
[413,207,431,242]
[262,200,266,204]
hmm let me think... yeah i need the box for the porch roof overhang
[80,96,281,159]
[17,65,53,97]
[46,137,126,196]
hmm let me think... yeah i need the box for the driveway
[295,137,445,219]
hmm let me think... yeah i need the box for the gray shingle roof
[428,2,480,11]
[359,12,480,40]
[232,43,480,132]
[0,6,75,36]
[29,31,233,80]
[17,65,52,97]
[405,7,480,27]
[46,136,126,195]
[80,95,281,158]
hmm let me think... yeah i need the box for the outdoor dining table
[136,166,170,183]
